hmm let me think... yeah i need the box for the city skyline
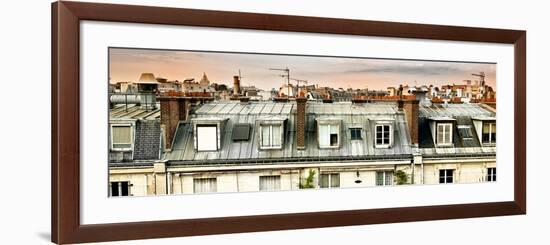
[109,48,496,91]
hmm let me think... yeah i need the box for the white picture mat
[80,21,515,225]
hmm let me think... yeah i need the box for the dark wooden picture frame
[51,1,526,244]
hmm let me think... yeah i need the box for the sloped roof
[418,103,496,155]
[166,101,412,164]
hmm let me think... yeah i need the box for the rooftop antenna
[269,67,290,97]
[238,69,246,87]
[290,78,308,96]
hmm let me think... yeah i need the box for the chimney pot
[233,76,241,96]
[402,99,419,145]
[295,97,307,150]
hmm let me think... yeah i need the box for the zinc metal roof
[419,103,495,118]
[166,101,412,163]
[418,103,496,154]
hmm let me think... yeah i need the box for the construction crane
[471,72,486,87]
[269,67,290,97]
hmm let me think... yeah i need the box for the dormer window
[350,128,362,140]
[317,118,341,149]
[436,123,453,146]
[482,122,496,144]
[196,125,218,151]
[111,124,133,151]
[375,124,392,148]
[192,117,227,152]
[260,123,283,149]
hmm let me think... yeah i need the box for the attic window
[196,125,218,151]
[260,124,283,149]
[457,126,473,139]
[232,124,251,141]
[111,125,132,150]
[375,124,392,148]
[436,123,453,146]
[350,128,362,140]
[482,122,496,144]
[319,123,340,148]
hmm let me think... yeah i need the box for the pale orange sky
[109,48,496,91]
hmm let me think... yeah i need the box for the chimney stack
[295,96,307,150]
[401,99,419,145]
[158,97,190,150]
[233,76,241,96]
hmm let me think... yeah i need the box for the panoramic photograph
[107,48,497,197]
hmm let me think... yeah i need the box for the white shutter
[197,125,217,151]
[319,124,329,147]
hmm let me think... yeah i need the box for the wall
[1,0,547,245]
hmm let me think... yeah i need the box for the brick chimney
[233,76,241,96]
[295,95,307,150]
[401,99,419,145]
[158,97,189,150]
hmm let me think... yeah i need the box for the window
[375,124,391,147]
[436,123,453,145]
[111,125,132,150]
[376,171,394,186]
[350,128,362,140]
[232,123,251,141]
[482,122,496,144]
[196,125,218,151]
[110,181,130,197]
[259,176,281,191]
[487,167,496,182]
[457,126,473,139]
[319,124,340,148]
[320,173,340,188]
[193,178,217,193]
[260,124,283,149]
[439,169,454,184]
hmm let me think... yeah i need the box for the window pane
[112,126,131,148]
[111,182,119,196]
[194,178,217,193]
[437,127,444,144]
[385,172,393,185]
[330,174,340,188]
[272,125,282,146]
[350,128,361,140]
[260,176,281,191]
[320,174,329,188]
[439,170,446,183]
[121,182,129,196]
[446,170,453,183]
[376,172,384,186]
[261,125,271,146]
[330,124,339,134]
[330,133,338,146]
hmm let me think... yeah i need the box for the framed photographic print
[51,1,526,244]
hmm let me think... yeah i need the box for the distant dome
[138,73,156,84]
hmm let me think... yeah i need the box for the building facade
[108,95,496,197]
